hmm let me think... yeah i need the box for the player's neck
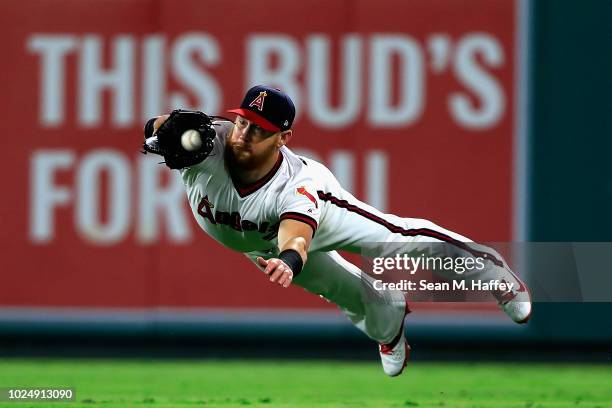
[231,150,282,187]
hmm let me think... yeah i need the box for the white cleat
[495,276,532,324]
[379,329,410,377]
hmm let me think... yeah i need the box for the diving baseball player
[143,85,532,377]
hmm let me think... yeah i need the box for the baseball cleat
[494,276,532,324]
[379,328,410,377]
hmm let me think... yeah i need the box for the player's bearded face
[227,117,281,170]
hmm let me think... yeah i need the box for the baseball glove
[142,109,216,169]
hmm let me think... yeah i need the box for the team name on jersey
[197,195,279,240]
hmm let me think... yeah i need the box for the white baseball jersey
[179,119,407,345]
[181,120,320,254]
[179,119,523,345]
[181,120,505,264]
[180,120,394,254]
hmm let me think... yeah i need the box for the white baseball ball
[180,129,202,151]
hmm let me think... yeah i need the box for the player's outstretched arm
[256,219,313,288]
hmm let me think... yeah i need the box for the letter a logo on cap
[248,91,267,111]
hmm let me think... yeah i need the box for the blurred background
[1,0,611,361]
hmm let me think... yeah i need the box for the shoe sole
[501,267,533,324]
[516,284,533,324]
[388,342,410,377]
[385,297,411,377]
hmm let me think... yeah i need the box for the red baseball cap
[228,85,296,132]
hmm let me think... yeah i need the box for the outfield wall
[1,0,610,346]
[524,0,612,342]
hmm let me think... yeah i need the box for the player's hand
[153,114,170,133]
[256,256,293,288]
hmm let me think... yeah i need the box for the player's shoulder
[206,117,234,156]
[212,117,233,126]
[288,150,334,180]
[280,147,315,178]
[211,118,233,139]
[279,148,336,188]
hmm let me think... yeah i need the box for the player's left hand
[256,257,293,288]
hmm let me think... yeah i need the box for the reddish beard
[226,139,276,171]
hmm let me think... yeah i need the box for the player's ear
[278,130,292,147]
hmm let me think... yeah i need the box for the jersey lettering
[197,195,216,224]
[215,211,230,225]
[230,212,242,232]
[197,195,273,235]
[241,220,258,231]
[262,222,280,241]
[258,222,270,233]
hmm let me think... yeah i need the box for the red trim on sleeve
[279,212,318,236]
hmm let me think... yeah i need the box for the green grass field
[0,359,611,408]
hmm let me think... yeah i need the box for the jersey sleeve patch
[279,212,318,236]
[296,186,318,208]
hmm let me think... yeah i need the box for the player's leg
[318,190,531,323]
[245,250,406,343]
[244,250,410,376]
[365,215,532,323]
[297,251,407,344]
[294,250,410,377]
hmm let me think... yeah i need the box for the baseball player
[143,85,532,377]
